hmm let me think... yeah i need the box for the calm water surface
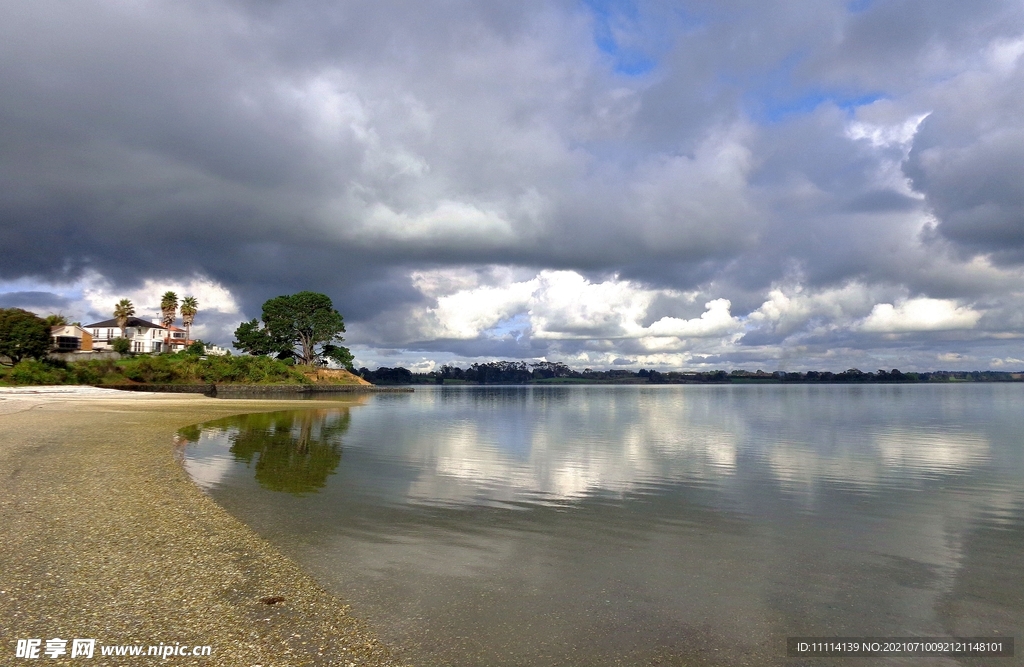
[180,385,1024,666]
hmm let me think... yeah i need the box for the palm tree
[180,296,198,343]
[160,291,178,330]
[114,299,135,337]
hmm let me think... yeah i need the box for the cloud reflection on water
[369,387,1003,513]
[181,385,1024,667]
[393,387,742,508]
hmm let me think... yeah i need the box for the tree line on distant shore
[357,361,1024,385]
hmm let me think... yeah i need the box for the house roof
[84,317,167,329]
[51,324,86,334]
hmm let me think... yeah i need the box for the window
[54,336,81,351]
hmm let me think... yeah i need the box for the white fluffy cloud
[408,269,742,348]
[81,274,239,322]
[351,201,518,247]
[749,284,879,336]
[846,113,931,150]
[858,298,982,333]
[429,276,537,340]
[529,271,654,340]
[644,299,739,338]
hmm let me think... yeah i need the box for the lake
[180,384,1024,666]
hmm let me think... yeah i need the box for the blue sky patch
[581,0,700,76]
[742,53,886,122]
[847,0,874,14]
[485,313,531,340]
[751,90,886,122]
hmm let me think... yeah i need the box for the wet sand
[0,387,402,666]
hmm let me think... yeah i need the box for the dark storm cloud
[906,89,1024,259]
[2,0,1024,368]
[404,336,546,361]
[0,291,71,311]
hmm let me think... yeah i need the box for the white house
[84,317,169,353]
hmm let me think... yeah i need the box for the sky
[2,0,1024,372]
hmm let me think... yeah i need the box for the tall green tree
[0,308,52,364]
[232,291,351,367]
[160,291,178,331]
[180,295,198,342]
[44,313,69,328]
[113,299,135,337]
[233,318,287,357]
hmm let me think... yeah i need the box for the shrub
[8,359,71,385]
[197,355,308,384]
[16,352,310,386]
[111,338,131,354]
[71,364,103,385]
[71,359,120,384]
[174,357,202,382]
[120,355,175,383]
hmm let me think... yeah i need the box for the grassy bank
[0,353,367,387]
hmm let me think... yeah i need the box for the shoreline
[99,384,414,397]
[0,387,404,666]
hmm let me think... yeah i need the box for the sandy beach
[0,387,402,666]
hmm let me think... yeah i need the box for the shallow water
[181,384,1024,666]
